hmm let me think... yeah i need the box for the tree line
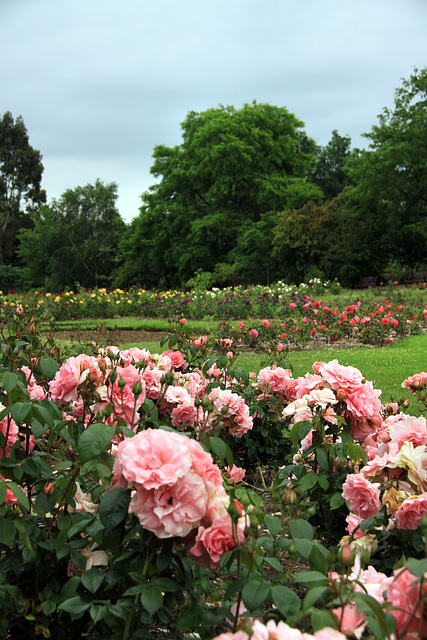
[1,67,426,292]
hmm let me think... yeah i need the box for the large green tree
[272,188,378,287]
[19,180,126,290]
[311,129,352,200]
[347,67,427,269]
[0,111,46,266]
[117,102,317,288]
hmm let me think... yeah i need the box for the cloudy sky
[2,0,426,222]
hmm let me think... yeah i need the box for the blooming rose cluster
[213,620,347,640]
[113,428,230,539]
[47,345,253,440]
[208,387,253,437]
[343,410,427,531]
[275,359,382,442]
[329,557,424,638]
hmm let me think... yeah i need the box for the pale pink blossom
[131,471,209,538]
[386,569,424,637]
[161,349,187,370]
[395,494,427,529]
[402,372,427,392]
[389,414,427,449]
[189,514,245,568]
[342,473,381,519]
[225,464,246,483]
[318,359,364,393]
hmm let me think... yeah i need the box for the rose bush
[1,312,427,639]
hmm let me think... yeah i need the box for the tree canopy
[19,180,126,290]
[347,66,427,270]
[0,111,46,266]
[116,102,317,288]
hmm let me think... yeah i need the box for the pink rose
[389,415,427,449]
[131,471,208,538]
[386,569,424,637]
[395,494,427,530]
[161,349,187,370]
[225,464,246,484]
[342,473,381,519]
[332,603,366,637]
[113,428,192,490]
[345,513,365,539]
[345,381,381,421]
[49,357,82,403]
[189,514,245,568]
[402,372,427,392]
[171,402,197,427]
[319,359,364,392]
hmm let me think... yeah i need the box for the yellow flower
[54,296,61,302]
[45,292,51,297]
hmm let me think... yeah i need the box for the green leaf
[271,585,301,618]
[99,487,131,531]
[298,421,312,442]
[77,423,115,463]
[43,600,57,616]
[311,608,335,632]
[315,447,329,470]
[348,443,368,464]
[264,557,285,573]
[90,604,108,624]
[58,595,90,619]
[2,372,18,393]
[10,402,32,425]
[299,473,318,490]
[177,607,203,629]
[60,576,81,599]
[209,435,226,460]
[14,519,32,550]
[264,514,281,537]
[140,586,163,614]
[330,493,345,510]
[81,569,104,594]
[293,571,329,587]
[289,518,314,540]
[151,577,179,593]
[317,474,329,490]
[295,538,313,560]
[40,357,60,380]
[303,586,328,612]
[0,482,6,504]
[0,519,15,545]
[242,579,270,611]
[6,482,29,511]
[405,557,427,578]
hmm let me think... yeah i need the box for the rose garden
[1,282,427,639]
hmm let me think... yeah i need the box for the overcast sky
[2,0,426,222]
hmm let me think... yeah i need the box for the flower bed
[1,315,427,639]
[2,282,427,349]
